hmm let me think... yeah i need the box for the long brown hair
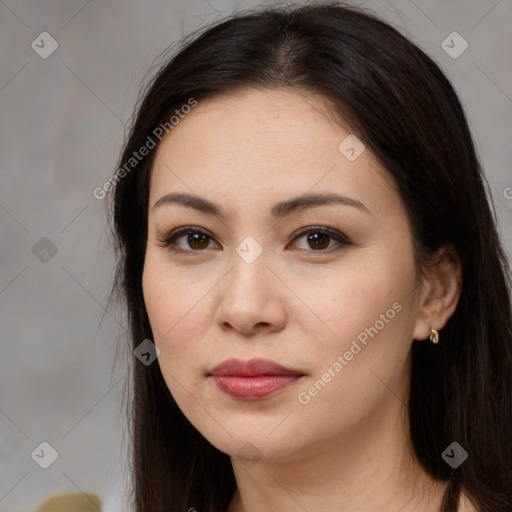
[108,3,512,511]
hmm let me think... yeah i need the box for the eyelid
[156,224,353,254]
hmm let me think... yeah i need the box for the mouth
[208,358,305,400]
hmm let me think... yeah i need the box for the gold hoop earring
[429,327,439,344]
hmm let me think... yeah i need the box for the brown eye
[184,232,211,250]
[304,231,330,250]
[157,227,218,253]
[289,226,352,252]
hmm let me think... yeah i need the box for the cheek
[142,259,226,446]
[142,259,171,339]
[299,253,416,404]
[141,252,213,384]
[142,251,208,339]
[292,249,417,407]
[300,247,416,348]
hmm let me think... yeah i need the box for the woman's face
[142,87,426,463]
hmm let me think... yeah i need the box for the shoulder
[31,491,102,512]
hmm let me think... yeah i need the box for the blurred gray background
[1,0,511,511]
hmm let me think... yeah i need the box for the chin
[193,417,308,465]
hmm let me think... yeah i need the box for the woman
[108,2,512,511]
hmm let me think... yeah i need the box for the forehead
[149,87,398,218]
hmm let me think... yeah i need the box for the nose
[215,253,287,336]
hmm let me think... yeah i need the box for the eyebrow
[153,192,371,218]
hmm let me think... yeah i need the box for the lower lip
[211,375,303,400]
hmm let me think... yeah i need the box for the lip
[209,358,305,400]
[210,358,303,377]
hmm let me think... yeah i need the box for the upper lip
[209,358,304,377]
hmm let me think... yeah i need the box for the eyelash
[156,225,353,255]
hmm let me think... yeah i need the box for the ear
[412,244,463,341]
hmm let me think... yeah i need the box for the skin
[142,88,468,511]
